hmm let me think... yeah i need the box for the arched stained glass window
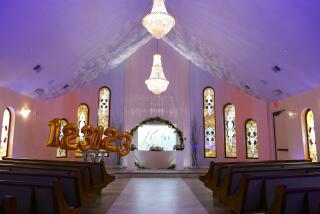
[306,110,317,162]
[98,87,111,129]
[98,87,111,157]
[56,119,68,158]
[76,104,89,158]
[203,87,216,158]
[245,119,258,159]
[0,108,12,159]
[224,104,237,158]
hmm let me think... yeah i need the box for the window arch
[224,104,237,158]
[56,119,68,158]
[203,87,216,158]
[0,108,14,160]
[305,109,317,162]
[98,86,111,129]
[76,104,89,158]
[245,119,259,159]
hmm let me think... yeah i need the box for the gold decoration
[46,118,132,156]
[61,123,79,150]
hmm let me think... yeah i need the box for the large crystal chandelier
[145,54,169,95]
[142,0,175,39]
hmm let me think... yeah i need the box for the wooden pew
[5,158,114,186]
[199,161,215,182]
[271,185,320,214]
[0,171,83,208]
[201,161,245,186]
[217,166,320,203]
[204,161,248,190]
[201,160,310,185]
[1,160,103,191]
[0,164,94,198]
[0,195,17,214]
[4,158,115,187]
[0,160,106,195]
[208,161,315,192]
[226,172,320,214]
[0,179,79,214]
[5,157,114,185]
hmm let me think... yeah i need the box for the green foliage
[149,146,164,151]
[168,164,176,170]
[134,161,145,169]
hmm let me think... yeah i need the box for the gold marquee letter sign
[47,118,132,156]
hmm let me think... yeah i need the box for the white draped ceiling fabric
[1,1,320,101]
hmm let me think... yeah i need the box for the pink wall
[29,66,125,164]
[269,86,320,160]
[0,87,33,158]
[9,65,126,164]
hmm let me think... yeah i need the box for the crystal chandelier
[142,0,175,39]
[145,54,169,95]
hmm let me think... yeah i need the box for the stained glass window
[224,104,236,158]
[0,109,12,160]
[245,119,258,159]
[76,104,89,158]
[306,110,317,162]
[56,119,68,158]
[98,87,111,129]
[203,87,216,158]
[98,87,111,157]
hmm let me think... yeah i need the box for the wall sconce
[19,107,31,118]
[287,110,297,119]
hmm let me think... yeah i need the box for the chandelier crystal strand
[145,54,169,95]
[142,0,175,39]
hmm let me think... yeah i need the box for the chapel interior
[1,1,320,214]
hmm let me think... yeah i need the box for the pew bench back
[0,171,81,208]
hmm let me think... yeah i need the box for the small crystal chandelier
[142,0,175,39]
[145,41,169,95]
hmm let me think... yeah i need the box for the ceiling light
[145,54,169,95]
[142,0,175,39]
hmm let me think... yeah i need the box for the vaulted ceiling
[1,0,320,102]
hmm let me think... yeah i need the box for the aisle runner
[107,178,208,214]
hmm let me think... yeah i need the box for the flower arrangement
[149,145,164,151]
[168,164,176,170]
[134,161,145,169]
[173,144,184,151]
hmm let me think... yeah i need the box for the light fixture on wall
[19,107,31,118]
[145,40,169,95]
[287,109,297,119]
[142,0,175,39]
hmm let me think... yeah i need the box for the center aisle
[86,178,229,214]
[108,178,207,214]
